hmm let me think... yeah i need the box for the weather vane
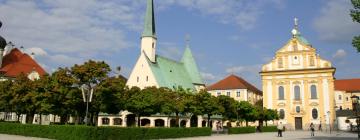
[185,34,190,46]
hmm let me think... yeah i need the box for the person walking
[310,123,315,136]
[277,122,283,137]
[318,122,322,131]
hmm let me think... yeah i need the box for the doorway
[295,117,302,130]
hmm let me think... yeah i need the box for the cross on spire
[185,34,190,47]
[294,17,298,29]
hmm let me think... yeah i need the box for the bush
[0,123,211,140]
[261,126,277,132]
[228,126,256,134]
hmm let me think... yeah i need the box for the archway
[141,119,150,127]
[114,118,122,125]
[202,120,207,127]
[102,118,110,125]
[126,114,136,127]
[155,119,165,127]
[180,120,187,127]
[170,119,176,127]
[190,115,198,127]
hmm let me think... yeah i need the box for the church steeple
[181,35,204,85]
[142,0,156,38]
[141,0,157,62]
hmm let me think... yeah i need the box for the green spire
[181,42,204,85]
[142,0,156,38]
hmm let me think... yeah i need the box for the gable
[207,75,262,94]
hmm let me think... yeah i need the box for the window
[227,92,231,96]
[309,56,315,66]
[152,42,155,48]
[294,85,301,100]
[310,85,317,99]
[102,118,110,125]
[296,106,301,113]
[278,58,283,68]
[279,109,285,119]
[312,109,318,119]
[114,118,122,125]
[146,76,149,82]
[278,86,284,100]
[338,95,342,100]
[236,91,241,97]
[137,77,139,82]
[217,92,221,96]
[346,97,349,101]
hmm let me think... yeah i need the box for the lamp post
[81,85,94,125]
[351,95,360,139]
[327,111,331,134]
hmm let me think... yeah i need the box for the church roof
[206,74,262,94]
[335,78,360,92]
[146,53,203,90]
[181,46,203,84]
[0,48,46,78]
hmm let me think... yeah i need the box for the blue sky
[0,0,359,88]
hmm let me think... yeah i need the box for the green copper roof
[143,45,204,90]
[181,45,204,84]
[142,0,156,38]
[294,34,311,46]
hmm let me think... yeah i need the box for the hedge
[0,122,211,140]
[228,126,256,134]
[261,126,277,132]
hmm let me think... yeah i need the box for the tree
[0,80,14,119]
[217,95,238,121]
[70,60,111,125]
[237,101,256,126]
[125,87,160,127]
[194,90,224,127]
[350,0,360,52]
[33,75,54,124]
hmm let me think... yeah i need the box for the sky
[0,0,359,88]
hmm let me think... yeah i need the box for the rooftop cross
[185,34,190,47]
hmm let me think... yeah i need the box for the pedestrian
[310,123,315,136]
[277,122,283,137]
[350,122,353,131]
[318,123,322,131]
[216,121,220,134]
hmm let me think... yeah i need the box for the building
[207,74,262,104]
[335,79,360,110]
[98,0,220,129]
[126,0,204,91]
[260,19,336,130]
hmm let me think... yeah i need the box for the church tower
[141,0,157,62]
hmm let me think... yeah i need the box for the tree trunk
[207,114,211,128]
[39,114,42,125]
[176,112,179,128]
[246,121,248,127]
[137,114,141,127]
[26,113,34,124]
[16,113,21,122]
[60,115,67,124]
[265,120,268,126]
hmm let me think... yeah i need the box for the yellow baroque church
[260,19,336,130]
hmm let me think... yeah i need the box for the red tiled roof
[335,79,360,92]
[206,74,262,94]
[0,48,46,77]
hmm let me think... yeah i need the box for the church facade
[125,0,204,91]
[260,19,336,130]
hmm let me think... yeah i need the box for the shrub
[261,126,277,132]
[228,126,256,134]
[0,122,211,140]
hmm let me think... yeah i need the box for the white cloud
[226,64,262,88]
[333,49,347,59]
[313,0,360,43]
[201,72,216,81]
[157,42,183,60]
[25,47,48,56]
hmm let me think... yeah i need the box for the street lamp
[81,85,94,125]
[351,95,360,139]
[327,111,331,134]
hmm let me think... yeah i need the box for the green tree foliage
[0,80,13,114]
[194,90,224,127]
[217,95,237,120]
[350,0,360,52]
[237,101,257,126]
[125,87,160,127]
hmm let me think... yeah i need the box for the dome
[0,35,6,50]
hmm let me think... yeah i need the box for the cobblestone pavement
[171,131,358,140]
[0,131,357,140]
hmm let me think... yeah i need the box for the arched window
[294,85,301,100]
[312,109,318,119]
[102,118,110,125]
[278,86,284,100]
[310,85,317,99]
[279,109,285,119]
[338,95,342,100]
